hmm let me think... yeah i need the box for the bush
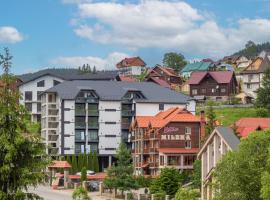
[256,107,269,117]
[81,167,87,182]
[153,192,166,200]
[72,186,91,200]
[135,175,152,188]
[173,188,200,200]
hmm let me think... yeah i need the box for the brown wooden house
[146,65,183,89]
[131,107,205,175]
[188,71,237,101]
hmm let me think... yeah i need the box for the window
[25,103,32,112]
[48,94,56,103]
[201,88,206,94]
[185,127,191,135]
[25,91,32,101]
[184,155,195,166]
[221,88,226,93]
[75,130,85,141]
[185,140,191,149]
[192,89,197,95]
[37,91,43,101]
[53,80,61,86]
[160,156,164,166]
[211,88,215,93]
[89,144,98,152]
[248,74,253,81]
[159,104,164,111]
[247,84,252,89]
[37,80,45,87]
[37,103,41,112]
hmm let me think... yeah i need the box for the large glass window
[75,130,85,141]
[25,91,32,101]
[88,130,98,141]
[37,91,43,101]
[25,103,32,112]
[75,104,85,115]
[184,156,196,166]
[37,80,45,87]
[37,103,41,112]
[75,117,85,128]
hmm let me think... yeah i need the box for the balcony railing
[75,109,86,116]
[75,136,85,142]
[88,110,99,116]
[75,122,86,129]
[88,122,99,129]
[121,110,134,116]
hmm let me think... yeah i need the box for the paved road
[28,185,113,200]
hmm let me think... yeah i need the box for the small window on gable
[37,80,45,87]
[53,80,61,86]
[159,104,164,111]
[185,127,191,135]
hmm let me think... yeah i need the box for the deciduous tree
[256,68,270,114]
[162,52,187,72]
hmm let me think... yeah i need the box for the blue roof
[181,62,212,73]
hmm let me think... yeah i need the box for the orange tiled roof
[159,148,199,154]
[118,75,137,82]
[48,161,71,169]
[134,116,155,128]
[116,57,146,68]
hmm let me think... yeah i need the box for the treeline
[59,151,99,174]
[233,41,270,58]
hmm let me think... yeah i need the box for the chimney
[200,110,206,140]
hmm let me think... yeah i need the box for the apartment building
[241,53,270,98]
[132,107,204,175]
[198,127,240,200]
[41,81,195,170]
[18,68,117,122]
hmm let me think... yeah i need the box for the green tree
[103,142,138,197]
[0,48,49,199]
[136,69,148,82]
[92,151,99,173]
[72,186,91,200]
[72,154,78,174]
[191,160,201,189]
[92,66,97,74]
[162,52,187,72]
[78,153,84,172]
[173,188,200,200]
[205,101,217,138]
[87,152,93,170]
[81,167,87,182]
[256,68,270,114]
[214,129,270,200]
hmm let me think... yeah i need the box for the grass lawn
[197,107,258,126]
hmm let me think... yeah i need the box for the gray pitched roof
[216,126,240,150]
[18,68,117,83]
[45,80,191,103]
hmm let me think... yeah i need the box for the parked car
[76,170,95,176]
[86,181,99,191]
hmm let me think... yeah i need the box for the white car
[76,170,95,176]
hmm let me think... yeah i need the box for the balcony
[88,122,99,129]
[121,110,134,116]
[75,122,86,129]
[149,147,158,153]
[75,109,86,116]
[48,104,58,110]
[88,110,99,116]
[122,122,131,130]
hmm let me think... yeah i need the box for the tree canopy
[256,68,270,114]
[213,129,270,200]
[233,41,270,58]
[0,48,49,199]
[162,52,187,72]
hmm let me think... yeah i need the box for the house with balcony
[132,107,205,175]
[198,127,240,200]
[241,53,270,98]
[188,71,237,101]
[41,81,195,170]
[18,68,117,122]
[116,57,146,76]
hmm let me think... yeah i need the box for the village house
[198,127,240,200]
[188,71,238,101]
[146,64,182,89]
[181,61,213,78]
[116,57,146,76]
[235,117,270,138]
[241,53,270,99]
[132,107,205,176]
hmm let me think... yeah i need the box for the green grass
[198,107,258,126]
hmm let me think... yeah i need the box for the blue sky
[0,0,270,74]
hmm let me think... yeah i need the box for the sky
[0,0,270,74]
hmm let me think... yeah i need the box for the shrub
[153,192,166,200]
[256,107,269,117]
[173,188,200,200]
[135,175,152,188]
[72,186,91,200]
[81,167,87,182]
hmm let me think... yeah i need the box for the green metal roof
[181,62,212,73]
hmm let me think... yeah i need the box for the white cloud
[51,52,129,70]
[68,0,270,58]
[0,26,23,43]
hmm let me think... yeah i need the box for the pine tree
[88,152,93,171]
[83,153,88,169]
[78,153,84,172]
[66,156,72,168]
[93,151,99,173]
[93,66,97,74]
[72,154,78,174]
[0,48,49,199]
[256,68,270,114]
[81,167,87,182]
[103,142,138,197]
[205,101,217,138]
